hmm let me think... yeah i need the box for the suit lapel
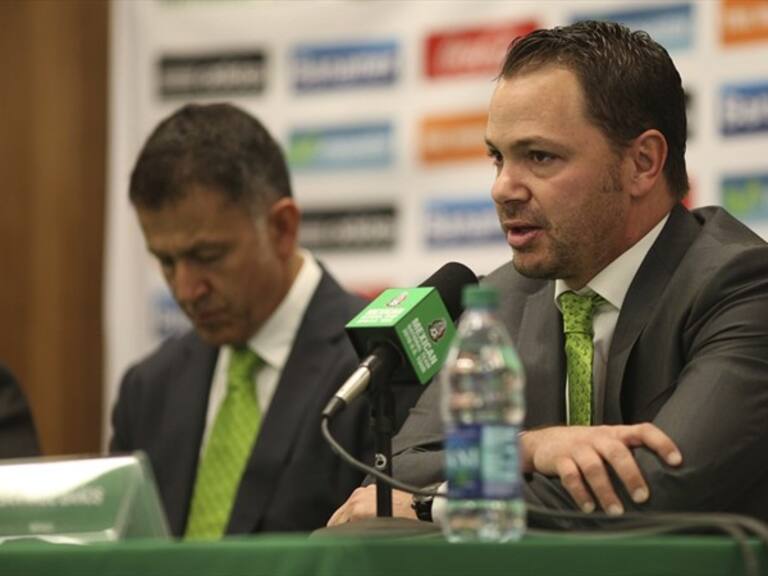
[489,263,566,427]
[516,283,567,427]
[226,271,345,533]
[602,204,701,423]
[163,335,217,535]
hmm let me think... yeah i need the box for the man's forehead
[136,197,244,256]
[144,230,230,258]
[486,67,591,141]
[492,66,583,110]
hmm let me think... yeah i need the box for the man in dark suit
[110,104,372,537]
[0,364,39,459]
[329,21,768,527]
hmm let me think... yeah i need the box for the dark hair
[501,21,688,199]
[129,103,292,210]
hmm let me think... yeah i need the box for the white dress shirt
[554,214,668,423]
[199,249,322,454]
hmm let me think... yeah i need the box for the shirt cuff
[429,481,449,526]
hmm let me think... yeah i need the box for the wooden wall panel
[0,1,107,455]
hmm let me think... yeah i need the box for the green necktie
[185,347,262,539]
[559,291,603,426]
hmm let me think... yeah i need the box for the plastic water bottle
[440,284,526,542]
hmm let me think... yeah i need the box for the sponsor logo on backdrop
[425,20,538,79]
[151,291,190,340]
[721,173,768,221]
[425,198,504,247]
[573,3,693,51]
[287,122,393,171]
[158,51,267,98]
[300,206,397,251]
[721,81,768,136]
[292,41,398,92]
[420,112,488,164]
[722,0,768,45]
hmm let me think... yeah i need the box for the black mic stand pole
[368,363,396,517]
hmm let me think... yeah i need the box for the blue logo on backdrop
[425,198,504,247]
[292,41,399,92]
[721,173,768,221]
[288,122,393,171]
[573,3,693,51]
[721,82,768,136]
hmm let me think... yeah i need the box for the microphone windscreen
[418,262,478,321]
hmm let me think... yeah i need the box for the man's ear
[266,197,300,260]
[625,129,668,199]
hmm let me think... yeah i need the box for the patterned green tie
[559,291,603,426]
[185,347,262,539]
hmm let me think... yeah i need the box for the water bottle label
[445,424,522,500]
[482,424,521,500]
[445,425,482,499]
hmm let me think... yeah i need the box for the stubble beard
[511,230,577,281]
[509,167,625,285]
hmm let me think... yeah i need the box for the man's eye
[158,257,174,270]
[487,149,502,167]
[529,150,555,163]
[193,251,223,264]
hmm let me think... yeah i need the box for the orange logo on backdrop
[722,0,768,45]
[420,112,489,164]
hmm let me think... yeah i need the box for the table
[0,531,765,576]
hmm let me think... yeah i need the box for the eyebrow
[485,136,567,153]
[148,241,227,261]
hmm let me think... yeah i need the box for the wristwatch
[411,493,436,522]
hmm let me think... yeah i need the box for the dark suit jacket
[391,205,768,524]
[110,269,374,536]
[0,364,40,459]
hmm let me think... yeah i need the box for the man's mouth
[190,309,227,326]
[504,222,543,249]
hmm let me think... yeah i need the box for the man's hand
[327,485,416,526]
[520,424,682,515]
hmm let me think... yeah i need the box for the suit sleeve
[526,246,768,526]
[634,247,768,513]
[109,364,140,454]
[387,378,445,487]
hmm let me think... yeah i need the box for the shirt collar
[554,213,669,311]
[232,249,322,372]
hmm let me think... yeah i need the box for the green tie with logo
[558,291,604,426]
[185,347,262,539]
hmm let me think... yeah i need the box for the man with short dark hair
[329,21,768,527]
[110,103,373,537]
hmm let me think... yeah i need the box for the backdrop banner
[105,0,768,439]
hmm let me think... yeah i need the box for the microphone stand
[367,351,398,517]
[325,343,402,518]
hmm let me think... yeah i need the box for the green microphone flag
[346,287,456,385]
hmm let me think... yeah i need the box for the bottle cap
[462,285,498,308]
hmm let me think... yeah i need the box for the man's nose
[171,262,208,304]
[491,164,531,206]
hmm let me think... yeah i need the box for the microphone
[323,262,477,418]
